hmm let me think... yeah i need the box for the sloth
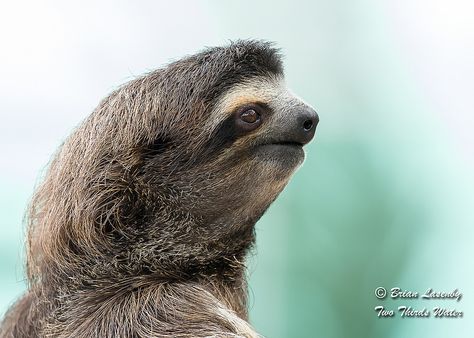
[1,40,318,338]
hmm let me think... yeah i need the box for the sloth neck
[44,249,252,324]
[38,201,258,322]
[123,206,258,283]
[45,219,256,320]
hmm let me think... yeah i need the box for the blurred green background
[1,1,473,337]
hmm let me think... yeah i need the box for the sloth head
[28,40,318,282]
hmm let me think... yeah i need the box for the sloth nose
[295,106,318,145]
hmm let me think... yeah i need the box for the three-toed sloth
[1,40,318,338]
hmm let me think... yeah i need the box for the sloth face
[199,75,318,224]
[142,75,318,229]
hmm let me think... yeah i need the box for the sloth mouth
[271,141,304,147]
[258,140,304,149]
[256,140,305,158]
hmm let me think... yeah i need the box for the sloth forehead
[206,75,288,130]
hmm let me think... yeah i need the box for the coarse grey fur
[0,40,317,337]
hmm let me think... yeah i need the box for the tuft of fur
[1,40,313,338]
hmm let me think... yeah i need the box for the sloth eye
[235,106,262,133]
[240,109,260,124]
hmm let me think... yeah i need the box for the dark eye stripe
[206,114,239,153]
[201,102,270,156]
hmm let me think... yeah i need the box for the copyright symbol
[375,287,387,299]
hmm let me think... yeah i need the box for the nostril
[303,119,313,131]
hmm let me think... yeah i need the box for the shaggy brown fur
[1,40,317,337]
